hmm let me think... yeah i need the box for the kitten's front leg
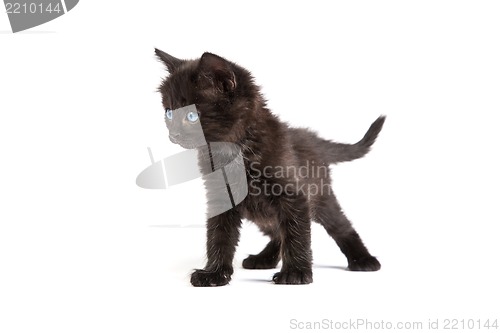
[272,195,313,285]
[190,209,241,287]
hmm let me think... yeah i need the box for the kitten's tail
[320,116,386,164]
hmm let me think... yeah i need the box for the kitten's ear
[199,52,237,92]
[155,48,184,73]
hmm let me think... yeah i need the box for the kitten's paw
[242,254,279,269]
[348,256,381,271]
[190,269,231,287]
[272,270,313,285]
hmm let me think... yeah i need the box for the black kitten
[155,49,385,286]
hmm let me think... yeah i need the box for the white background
[1,1,499,332]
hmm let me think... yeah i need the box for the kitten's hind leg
[314,193,381,271]
[243,238,281,269]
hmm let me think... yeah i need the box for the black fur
[155,49,384,286]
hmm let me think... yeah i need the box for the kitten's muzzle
[169,133,180,144]
[169,134,197,149]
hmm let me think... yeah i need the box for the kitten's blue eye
[165,108,173,120]
[186,111,199,122]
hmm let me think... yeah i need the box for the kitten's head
[155,49,257,149]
